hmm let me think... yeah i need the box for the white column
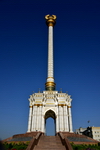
[66,106,69,131]
[58,106,60,131]
[47,26,54,82]
[59,106,62,131]
[61,106,64,131]
[33,105,37,131]
[63,105,69,132]
[41,106,44,132]
[56,107,59,133]
[27,106,32,132]
[68,106,73,132]
[31,106,35,131]
[40,106,42,131]
[63,106,66,131]
[38,106,41,131]
[44,115,46,134]
[36,106,39,131]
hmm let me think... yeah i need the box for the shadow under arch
[45,109,56,136]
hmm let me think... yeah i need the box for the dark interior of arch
[45,110,56,120]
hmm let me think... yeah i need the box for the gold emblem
[45,14,57,26]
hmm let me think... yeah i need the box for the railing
[58,132,73,150]
[26,132,42,150]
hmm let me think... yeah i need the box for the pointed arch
[45,109,56,136]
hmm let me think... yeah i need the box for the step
[33,136,66,150]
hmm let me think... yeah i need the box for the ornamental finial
[45,14,57,26]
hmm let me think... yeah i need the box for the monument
[3,15,98,149]
[27,15,73,134]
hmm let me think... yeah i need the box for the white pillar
[59,106,62,131]
[63,105,66,131]
[44,115,46,134]
[56,107,59,133]
[38,106,41,131]
[41,106,44,132]
[31,106,35,131]
[66,106,69,131]
[60,106,64,131]
[27,106,32,132]
[63,105,69,132]
[36,106,39,131]
[45,15,56,90]
[68,106,73,132]
[33,105,37,131]
[47,26,54,82]
[58,106,60,131]
[40,105,42,131]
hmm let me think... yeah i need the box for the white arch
[44,108,57,116]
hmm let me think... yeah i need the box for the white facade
[27,90,73,133]
[76,127,100,141]
[92,127,100,141]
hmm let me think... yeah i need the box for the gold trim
[67,106,72,108]
[47,77,54,79]
[45,82,56,87]
[58,104,64,107]
[35,101,42,103]
[63,104,67,106]
[34,104,43,106]
[58,104,67,106]
[29,106,33,108]
[48,23,54,26]
[47,97,54,99]
[59,101,65,103]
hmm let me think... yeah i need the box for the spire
[45,14,56,91]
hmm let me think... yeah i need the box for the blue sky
[0,0,100,139]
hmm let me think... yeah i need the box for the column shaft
[36,106,39,131]
[66,106,69,131]
[63,106,69,131]
[41,106,44,132]
[33,106,37,131]
[68,107,73,132]
[59,106,62,131]
[38,106,41,131]
[27,106,32,132]
[47,26,54,82]
[60,106,64,131]
[56,107,59,133]
[31,106,35,131]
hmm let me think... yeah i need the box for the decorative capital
[45,14,56,26]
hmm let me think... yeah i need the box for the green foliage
[3,142,13,149]
[71,143,100,150]
[3,142,29,150]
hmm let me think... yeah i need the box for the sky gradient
[0,0,100,140]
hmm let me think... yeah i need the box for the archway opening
[45,110,56,136]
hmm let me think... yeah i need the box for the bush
[71,143,100,150]
[3,142,29,150]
